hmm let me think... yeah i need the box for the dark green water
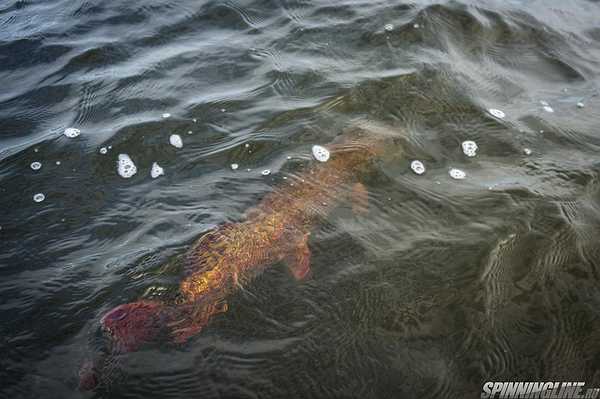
[3,0,600,398]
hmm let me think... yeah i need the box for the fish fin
[170,302,228,344]
[351,182,369,215]
[285,232,311,280]
[171,323,203,344]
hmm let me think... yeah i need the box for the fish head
[101,300,168,353]
[78,300,167,391]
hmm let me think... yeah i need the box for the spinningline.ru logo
[481,382,600,399]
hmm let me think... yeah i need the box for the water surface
[3,0,600,397]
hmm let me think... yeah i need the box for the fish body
[168,135,382,342]
[81,124,400,389]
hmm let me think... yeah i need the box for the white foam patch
[312,145,330,162]
[99,147,108,155]
[162,113,171,119]
[449,168,466,180]
[577,102,585,108]
[150,162,164,179]
[30,162,42,171]
[543,105,554,113]
[64,128,81,138]
[169,134,183,149]
[462,140,478,157]
[230,163,239,170]
[410,160,426,175]
[33,193,45,203]
[488,108,505,119]
[523,148,532,155]
[384,23,394,32]
[261,169,271,176]
[117,154,137,178]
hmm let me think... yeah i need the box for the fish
[79,122,404,390]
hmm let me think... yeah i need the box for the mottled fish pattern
[79,124,399,390]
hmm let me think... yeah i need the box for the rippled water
[3,0,600,397]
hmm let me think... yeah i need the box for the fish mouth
[78,329,122,390]
[78,351,125,391]
[78,359,99,391]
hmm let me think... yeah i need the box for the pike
[79,122,403,390]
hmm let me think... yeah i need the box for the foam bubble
[461,140,478,157]
[261,169,271,176]
[410,160,426,175]
[488,108,505,119]
[413,23,420,28]
[162,113,171,119]
[55,161,61,165]
[231,163,239,170]
[33,193,45,203]
[384,23,394,32]
[169,134,183,149]
[449,168,466,180]
[577,102,585,108]
[150,162,164,179]
[117,154,137,178]
[523,148,532,155]
[542,105,554,113]
[99,147,108,155]
[30,161,42,171]
[64,128,81,138]
[312,145,330,162]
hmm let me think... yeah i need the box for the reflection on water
[2,0,600,397]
